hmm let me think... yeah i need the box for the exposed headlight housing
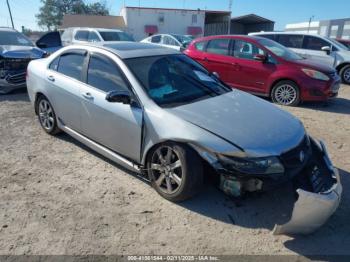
[217,155,285,175]
[302,68,330,81]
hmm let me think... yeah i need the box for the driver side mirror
[106,90,131,104]
[321,46,331,55]
[212,72,220,79]
[253,54,267,62]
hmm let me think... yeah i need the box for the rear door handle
[47,75,55,82]
[82,92,94,100]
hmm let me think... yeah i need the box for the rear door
[79,52,143,162]
[46,50,87,131]
[201,38,234,84]
[229,39,276,93]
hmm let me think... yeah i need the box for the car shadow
[299,98,350,115]
[0,89,29,102]
[56,132,350,256]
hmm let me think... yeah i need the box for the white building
[120,6,231,41]
[285,21,320,34]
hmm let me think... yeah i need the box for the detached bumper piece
[273,140,342,235]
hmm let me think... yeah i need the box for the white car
[61,27,134,46]
[250,32,350,84]
[140,34,193,51]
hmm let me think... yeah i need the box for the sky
[1,0,350,31]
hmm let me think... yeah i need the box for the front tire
[36,96,61,135]
[271,80,300,106]
[340,64,350,85]
[147,142,203,202]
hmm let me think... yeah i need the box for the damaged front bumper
[273,141,342,235]
[216,139,342,235]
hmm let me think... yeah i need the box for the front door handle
[47,75,55,82]
[82,92,94,100]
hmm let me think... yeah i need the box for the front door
[79,52,143,162]
[228,39,276,94]
[301,35,337,67]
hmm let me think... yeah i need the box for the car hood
[167,90,305,156]
[291,58,335,73]
[0,45,45,59]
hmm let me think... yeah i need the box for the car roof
[192,34,267,43]
[65,27,123,32]
[76,41,180,59]
[0,27,17,32]
[250,31,321,36]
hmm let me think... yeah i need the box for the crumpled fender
[273,141,342,235]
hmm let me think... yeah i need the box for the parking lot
[0,86,349,256]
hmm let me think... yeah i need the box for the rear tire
[271,80,300,106]
[340,64,350,85]
[36,96,61,135]
[147,142,203,202]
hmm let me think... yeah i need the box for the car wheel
[36,96,61,135]
[271,80,300,106]
[340,64,350,85]
[147,142,203,202]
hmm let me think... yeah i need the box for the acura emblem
[299,151,305,162]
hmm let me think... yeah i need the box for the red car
[185,35,341,106]
[335,38,350,49]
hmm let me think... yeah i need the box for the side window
[74,30,89,41]
[206,39,230,55]
[88,32,100,42]
[57,53,86,81]
[194,41,206,51]
[278,35,303,49]
[303,36,330,51]
[49,56,60,71]
[87,54,129,93]
[232,40,264,60]
[151,35,161,43]
[163,36,179,46]
[260,34,276,41]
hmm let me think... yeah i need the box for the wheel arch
[141,139,204,167]
[336,62,350,73]
[34,92,47,115]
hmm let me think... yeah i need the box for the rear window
[151,35,161,43]
[98,31,134,42]
[206,39,230,55]
[57,53,86,81]
[278,35,303,49]
[74,30,89,41]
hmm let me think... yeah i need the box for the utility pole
[308,15,315,33]
[229,0,233,11]
[6,0,14,29]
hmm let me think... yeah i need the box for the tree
[36,0,109,30]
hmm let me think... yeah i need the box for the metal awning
[231,14,275,24]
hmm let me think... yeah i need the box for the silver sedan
[27,42,341,235]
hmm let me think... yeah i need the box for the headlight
[302,68,330,81]
[217,155,285,175]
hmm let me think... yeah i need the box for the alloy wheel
[38,99,55,131]
[274,84,297,105]
[150,146,183,194]
[344,68,350,82]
